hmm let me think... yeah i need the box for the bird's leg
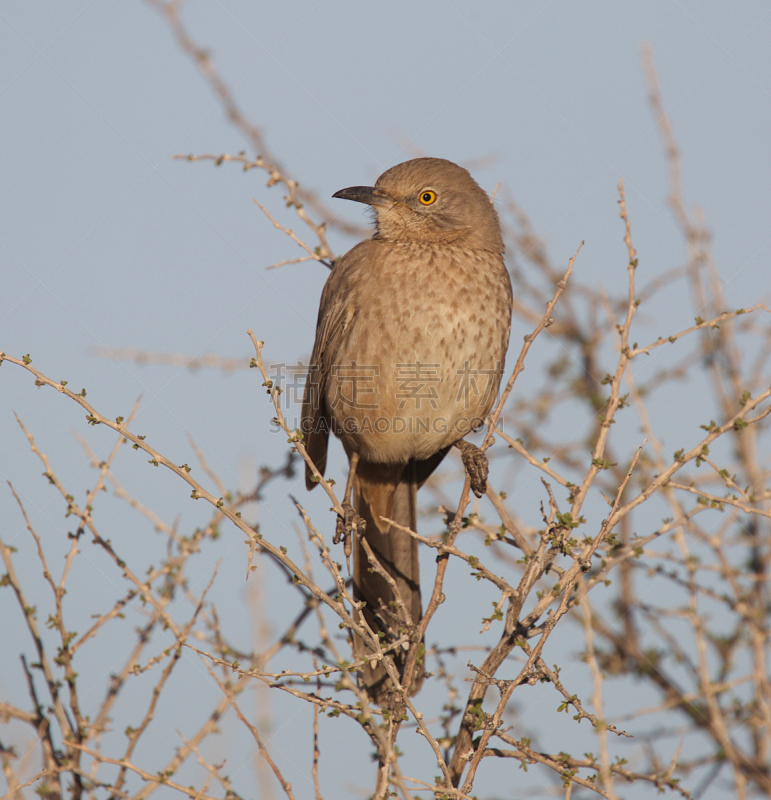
[455,439,489,498]
[335,451,365,570]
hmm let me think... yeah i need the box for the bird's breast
[325,243,512,463]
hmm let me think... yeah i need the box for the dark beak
[332,185,393,208]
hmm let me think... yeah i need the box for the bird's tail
[352,460,424,704]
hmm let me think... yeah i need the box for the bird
[301,157,513,704]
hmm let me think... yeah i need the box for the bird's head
[333,157,503,252]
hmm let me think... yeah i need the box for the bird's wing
[301,249,361,489]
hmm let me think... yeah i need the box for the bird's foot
[334,502,366,562]
[456,440,489,498]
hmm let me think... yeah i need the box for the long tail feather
[353,461,422,703]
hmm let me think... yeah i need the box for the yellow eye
[418,190,437,205]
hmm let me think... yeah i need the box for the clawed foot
[456,440,489,498]
[334,501,365,562]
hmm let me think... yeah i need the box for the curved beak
[332,185,393,208]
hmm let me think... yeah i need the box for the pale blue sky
[2,2,770,797]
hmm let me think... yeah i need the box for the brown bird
[302,157,512,703]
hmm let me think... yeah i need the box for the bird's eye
[418,190,437,206]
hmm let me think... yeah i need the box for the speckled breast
[325,241,512,464]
